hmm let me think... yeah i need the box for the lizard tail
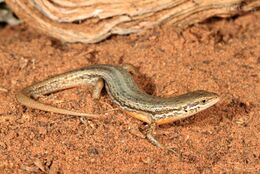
[16,91,101,118]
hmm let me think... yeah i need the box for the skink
[16,64,219,149]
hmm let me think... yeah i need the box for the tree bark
[5,0,260,43]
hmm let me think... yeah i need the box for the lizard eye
[202,100,206,103]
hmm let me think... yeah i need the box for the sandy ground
[0,10,259,174]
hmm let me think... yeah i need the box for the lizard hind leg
[92,78,104,99]
[122,64,139,75]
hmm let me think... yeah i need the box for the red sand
[0,11,259,173]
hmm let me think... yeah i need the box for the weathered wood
[5,0,260,43]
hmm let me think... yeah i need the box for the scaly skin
[16,64,220,149]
